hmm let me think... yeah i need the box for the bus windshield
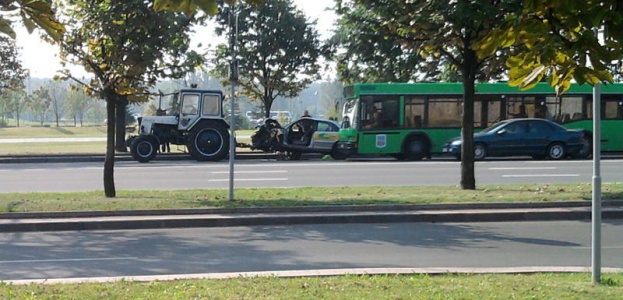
[342,99,357,128]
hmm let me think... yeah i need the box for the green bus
[336,82,623,160]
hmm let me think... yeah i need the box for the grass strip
[0,183,621,213]
[1,273,622,299]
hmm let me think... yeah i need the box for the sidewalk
[2,201,622,232]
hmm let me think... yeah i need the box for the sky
[15,0,337,79]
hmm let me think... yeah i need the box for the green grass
[0,126,108,138]
[0,183,620,213]
[1,273,622,299]
[0,126,254,155]
[2,127,622,298]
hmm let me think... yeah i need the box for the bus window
[405,96,425,128]
[559,96,583,122]
[603,97,621,120]
[487,98,502,125]
[360,95,399,129]
[428,97,461,128]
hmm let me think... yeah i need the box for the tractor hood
[139,116,178,135]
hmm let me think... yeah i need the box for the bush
[0,119,7,128]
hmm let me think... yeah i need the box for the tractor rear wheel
[187,122,230,161]
[130,135,158,163]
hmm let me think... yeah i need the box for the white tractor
[127,87,230,163]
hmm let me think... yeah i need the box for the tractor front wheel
[130,135,158,163]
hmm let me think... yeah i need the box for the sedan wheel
[474,143,487,160]
[547,143,566,160]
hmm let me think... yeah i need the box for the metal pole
[228,3,239,202]
[592,81,602,284]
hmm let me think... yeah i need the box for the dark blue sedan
[442,118,590,160]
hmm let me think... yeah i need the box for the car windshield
[480,120,511,133]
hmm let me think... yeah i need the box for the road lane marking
[0,257,138,264]
[211,170,287,174]
[208,178,288,182]
[502,174,580,178]
[488,167,557,170]
[571,245,623,250]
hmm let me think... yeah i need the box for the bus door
[357,95,402,154]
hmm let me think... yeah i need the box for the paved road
[1,159,622,192]
[1,220,621,281]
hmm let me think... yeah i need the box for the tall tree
[2,88,27,127]
[0,36,28,91]
[43,80,67,127]
[340,0,519,190]
[28,86,52,126]
[58,0,204,197]
[476,0,623,93]
[212,0,322,117]
[66,88,92,127]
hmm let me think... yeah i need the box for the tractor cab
[128,87,230,163]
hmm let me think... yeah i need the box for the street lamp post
[228,2,239,202]
[591,27,603,285]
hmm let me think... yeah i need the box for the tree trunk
[460,49,478,190]
[104,98,116,198]
[115,95,128,152]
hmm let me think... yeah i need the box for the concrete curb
[2,201,622,233]
[5,266,623,285]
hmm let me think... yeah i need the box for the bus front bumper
[337,141,356,155]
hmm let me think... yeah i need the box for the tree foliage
[0,35,28,91]
[0,0,64,40]
[66,88,93,127]
[476,0,623,94]
[153,0,264,15]
[340,0,521,190]
[330,1,431,84]
[212,0,322,117]
[58,0,204,197]
[28,86,52,126]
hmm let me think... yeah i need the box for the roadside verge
[2,201,622,232]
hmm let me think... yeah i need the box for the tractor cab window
[202,94,220,116]
[164,93,180,115]
[181,94,200,115]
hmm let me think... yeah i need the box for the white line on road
[211,170,287,174]
[0,257,138,264]
[502,174,580,178]
[488,167,557,170]
[208,178,289,182]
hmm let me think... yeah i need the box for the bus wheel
[402,136,427,161]
[330,144,348,160]
[474,143,487,160]
[547,142,566,160]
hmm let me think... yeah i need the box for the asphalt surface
[2,152,623,284]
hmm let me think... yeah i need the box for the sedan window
[502,122,525,134]
[317,122,338,132]
[527,121,554,133]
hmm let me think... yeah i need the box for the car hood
[446,132,488,144]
